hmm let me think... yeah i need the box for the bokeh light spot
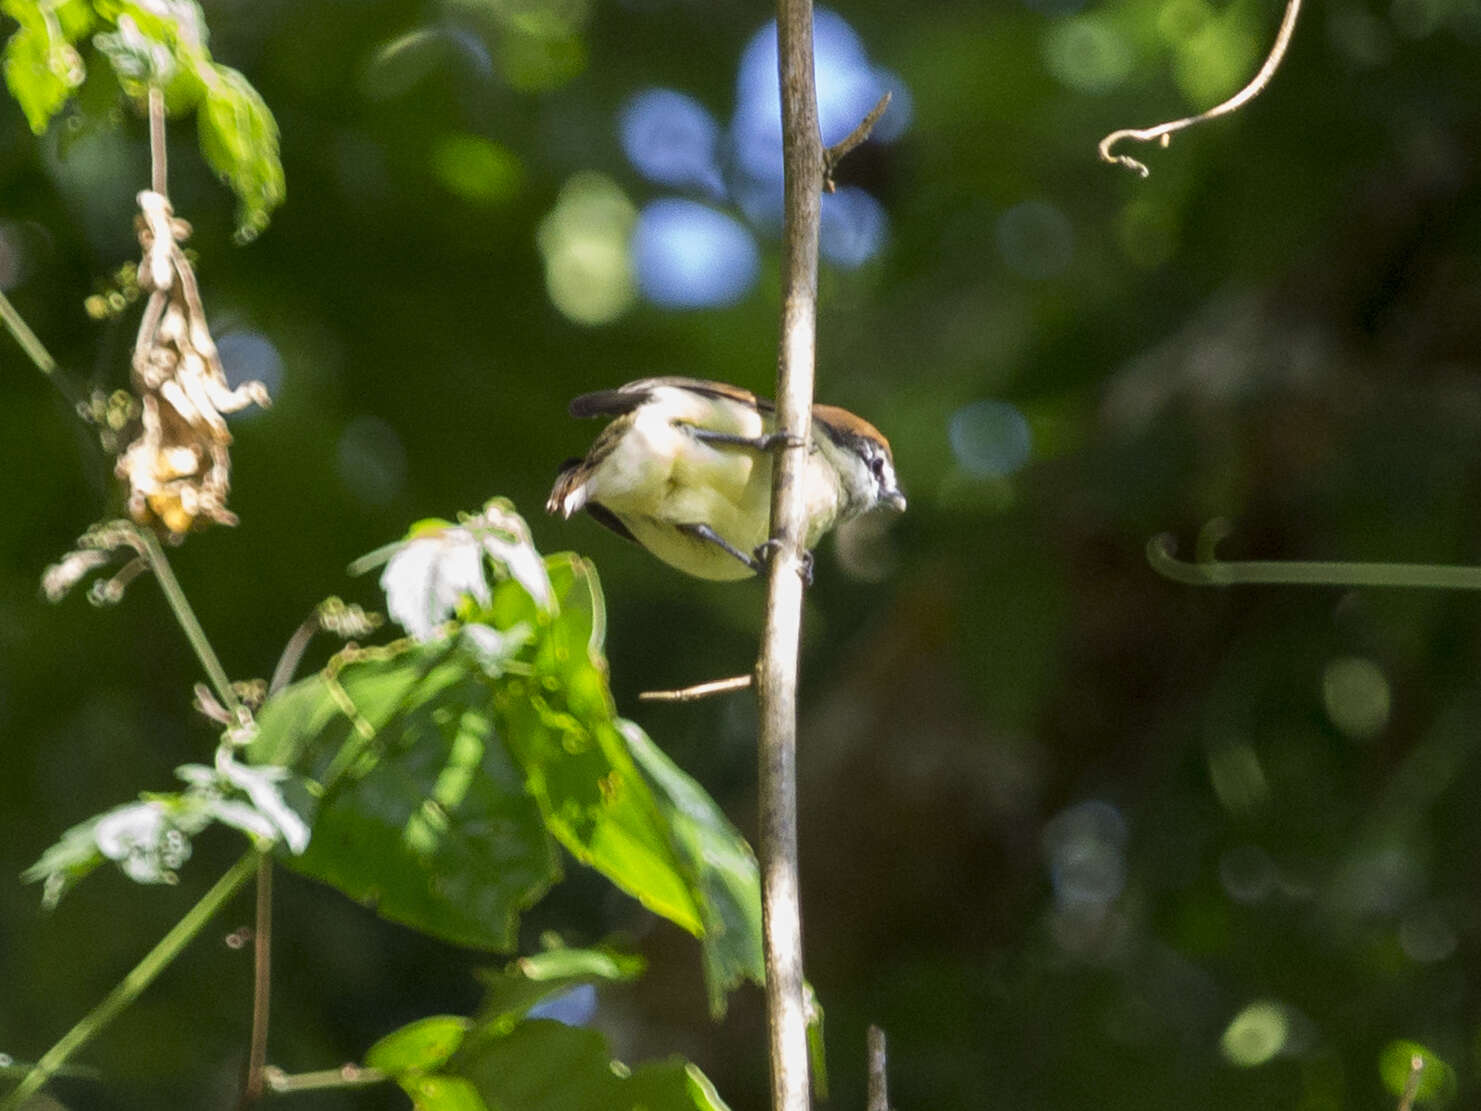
[820,186,887,268]
[1174,16,1258,106]
[1205,738,1269,816]
[631,199,759,308]
[1043,800,1126,910]
[948,400,1032,478]
[536,172,637,326]
[1117,198,1180,269]
[527,982,597,1026]
[1379,1041,1456,1104]
[337,415,408,506]
[0,220,33,290]
[996,201,1074,280]
[216,330,284,410]
[1220,1000,1290,1066]
[430,134,524,205]
[1321,656,1390,742]
[1219,844,1277,904]
[1044,16,1134,94]
[1391,0,1448,37]
[1156,0,1213,44]
[619,89,725,197]
[362,27,493,100]
[1398,905,1457,963]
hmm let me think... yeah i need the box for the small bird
[547,376,906,581]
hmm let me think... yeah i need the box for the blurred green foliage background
[3,0,1481,1106]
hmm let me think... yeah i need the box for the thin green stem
[1148,534,1481,590]
[135,525,242,715]
[0,287,58,375]
[0,851,260,1111]
[262,1065,390,1094]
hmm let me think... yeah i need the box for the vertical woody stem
[757,0,823,1108]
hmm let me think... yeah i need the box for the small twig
[867,1025,889,1111]
[1098,0,1303,176]
[149,86,168,196]
[0,851,259,1111]
[1148,532,1481,591]
[822,91,891,192]
[261,1064,390,1094]
[235,856,274,1108]
[269,615,321,696]
[1397,1053,1424,1111]
[638,674,753,703]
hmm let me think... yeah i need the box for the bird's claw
[752,539,814,585]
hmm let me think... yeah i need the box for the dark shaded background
[4,0,1481,1107]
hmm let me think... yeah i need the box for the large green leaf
[620,720,763,1018]
[474,945,644,1030]
[452,1020,730,1111]
[248,639,560,951]
[365,1015,470,1074]
[194,62,283,240]
[367,948,730,1111]
[481,555,705,937]
[1,0,92,132]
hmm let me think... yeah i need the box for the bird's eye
[869,455,885,478]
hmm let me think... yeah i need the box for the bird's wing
[582,502,639,543]
[569,377,772,419]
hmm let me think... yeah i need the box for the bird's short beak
[883,487,907,512]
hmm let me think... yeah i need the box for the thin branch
[262,1064,390,1094]
[1098,0,1303,176]
[1148,533,1481,591]
[236,856,274,1108]
[639,674,753,703]
[149,86,168,196]
[867,1025,889,1111]
[823,91,891,191]
[238,607,331,1107]
[134,524,243,716]
[1397,1054,1424,1111]
[758,0,824,1107]
[0,851,259,1111]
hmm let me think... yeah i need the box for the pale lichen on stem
[1098,0,1304,176]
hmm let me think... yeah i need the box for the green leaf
[805,984,828,1102]
[248,640,561,951]
[1,0,92,133]
[195,62,283,241]
[398,1074,488,1111]
[486,555,705,937]
[90,0,208,108]
[475,945,644,1029]
[20,811,108,907]
[365,1015,471,1074]
[91,0,285,237]
[452,1019,731,1111]
[620,720,763,1018]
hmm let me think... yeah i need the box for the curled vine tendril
[1148,521,1481,591]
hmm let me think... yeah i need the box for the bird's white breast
[579,387,845,580]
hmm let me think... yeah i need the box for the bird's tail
[546,459,587,517]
